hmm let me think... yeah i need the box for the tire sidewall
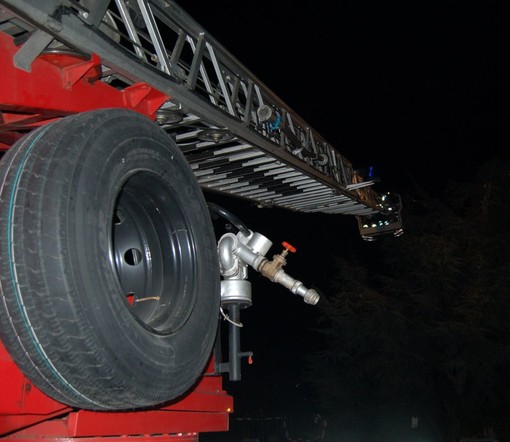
[0,109,220,408]
[69,111,219,381]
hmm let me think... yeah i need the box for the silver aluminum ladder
[0,0,398,222]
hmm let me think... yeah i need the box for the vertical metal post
[228,303,242,381]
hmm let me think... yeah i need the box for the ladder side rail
[0,0,382,212]
[143,2,376,209]
[138,0,369,197]
[129,0,318,168]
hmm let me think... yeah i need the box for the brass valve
[259,242,296,281]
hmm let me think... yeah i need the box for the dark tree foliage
[304,158,510,441]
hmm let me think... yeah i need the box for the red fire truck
[0,1,403,440]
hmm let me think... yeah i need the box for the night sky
[181,0,509,431]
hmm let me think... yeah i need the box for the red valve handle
[282,241,296,253]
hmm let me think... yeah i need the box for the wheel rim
[111,171,197,334]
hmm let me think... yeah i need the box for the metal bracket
[13,28,54,71]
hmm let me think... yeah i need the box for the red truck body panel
[0,340,233,440]
[0,31,167,150]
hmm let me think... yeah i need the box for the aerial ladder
[0,1,403,440]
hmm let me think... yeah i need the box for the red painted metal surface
[0,31,168,150]
[0,341,233,440]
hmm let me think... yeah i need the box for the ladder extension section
[0,0,392,217]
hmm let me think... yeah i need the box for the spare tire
[0,108,220,410]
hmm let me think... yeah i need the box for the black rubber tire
[0,109,220,410]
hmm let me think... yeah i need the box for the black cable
[207,202,251,237]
